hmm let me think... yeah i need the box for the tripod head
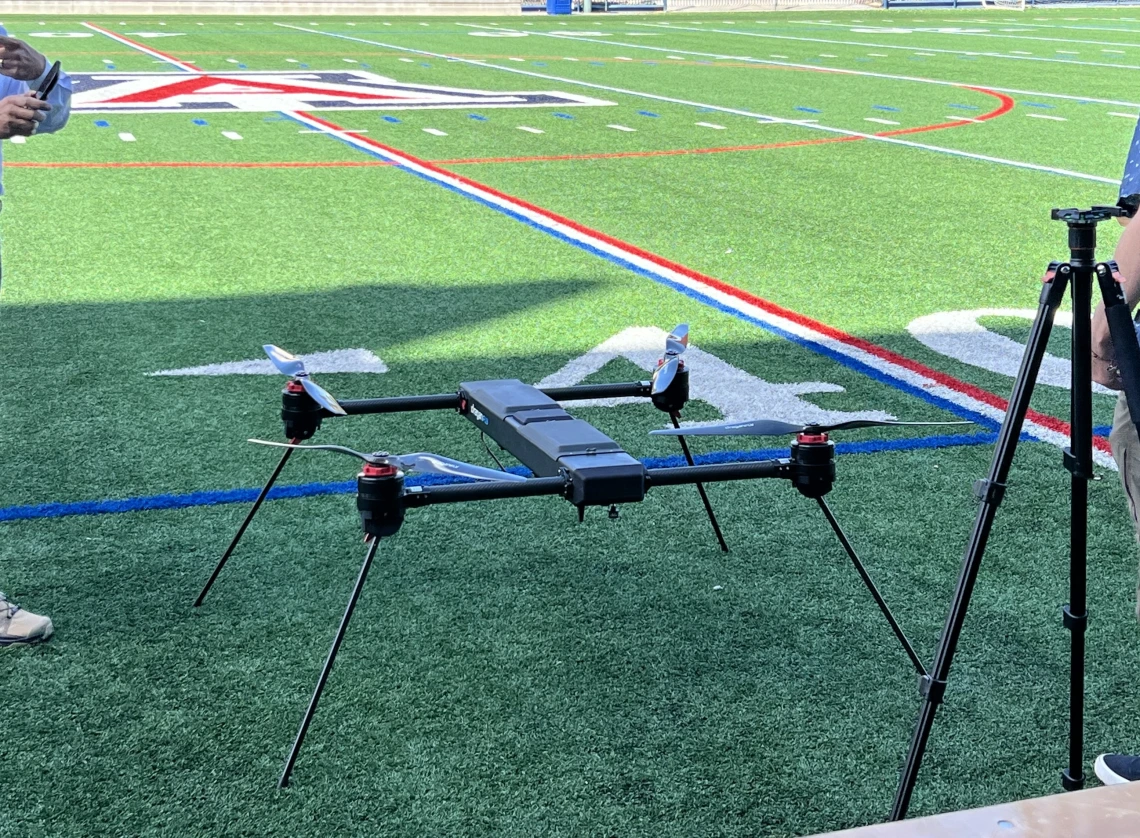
[1051,206,1127,268]
[1051,206,1127,226]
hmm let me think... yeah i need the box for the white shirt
[0,25,73,195]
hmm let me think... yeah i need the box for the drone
[192,325,970,787]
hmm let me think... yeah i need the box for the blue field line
[0,433,998,523]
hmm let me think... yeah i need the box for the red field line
[7,87,1013,171]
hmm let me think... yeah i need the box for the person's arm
[0,34,71,137]
[1092,216,1140,389]
[22,59,71,135]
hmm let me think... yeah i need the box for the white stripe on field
[630,21,1140,74]
[607,124,636,131]
[81,21,198,71]
[118,132,135,141]
[281,111,1112,468]
[802,20,1140,51]
[222,131,242,139]
[1027,113,1067,121]
[864,117,900,125]
[423,128,447,136]
[517,126,544,133]
[515,22,1140,111]
[1109,112,1140,118]
[326,23,1114,185]
[695,121,726,129]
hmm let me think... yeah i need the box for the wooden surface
[811,782,1140,838]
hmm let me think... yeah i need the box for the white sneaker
[0,592,53,646]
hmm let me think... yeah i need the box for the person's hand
[0,37,46,81]
[0,94,50,140]
[1093,301,1124,390]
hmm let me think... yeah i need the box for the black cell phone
[35,60,60,101]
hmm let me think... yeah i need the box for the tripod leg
[815,497,925,676]
[279,536,380,788]
[194,439,298,607]
[669,411,729,552]
[890,264,1071,821]
[1062,264,1094,792]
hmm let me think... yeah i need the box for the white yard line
[277,23,1119,188]
[801,20,1140,51]
[630,21,1140,73]
[571,24,1140,109]
[1026,113,1067,121]
[864,117,900,125]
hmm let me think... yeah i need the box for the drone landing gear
[793,433,925,677]
[669,411,729,553]
[815,496,925,676]
[194,437,299,607]
[279,535,381,789]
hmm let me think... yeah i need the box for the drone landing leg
[194,439,299,607]
[279,536,381,789]
[815,497,925,676]
[670,412,729,552]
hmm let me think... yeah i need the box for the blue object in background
[1120,113,1140,208]
[547,0,572,13]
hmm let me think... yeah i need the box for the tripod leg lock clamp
[1040,262,1068,307]
[972,478,1007,505]
[918,674,948,705]
[1062,604,1089,633]
[1062,447,1094,481]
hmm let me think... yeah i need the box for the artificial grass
[4,8,1140,836]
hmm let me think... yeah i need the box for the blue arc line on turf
[0,434,998,523]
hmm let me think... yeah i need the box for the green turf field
[5,7,1140,836]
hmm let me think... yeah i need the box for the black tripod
[890,206,1140,820]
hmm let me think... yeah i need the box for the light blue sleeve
[0,25,73,134]
[24,59,72,135]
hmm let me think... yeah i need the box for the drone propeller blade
[263,344,347,415]
[650,355,680,396]
[248,439,376,462]
[651,418,804,437]
[813,419,973,434]
[396,453,526,483]
[651,417,972,438]
[301,377,348,417]
[651,324,690,396]
[263,344,306,378]
[666,323,689,356]
[248,441,523,482]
